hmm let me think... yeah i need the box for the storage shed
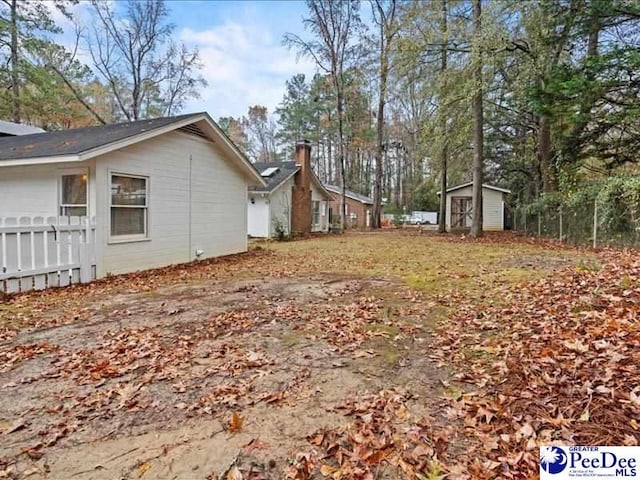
[439,183,511,231]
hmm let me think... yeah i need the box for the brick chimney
[291,140,312,235]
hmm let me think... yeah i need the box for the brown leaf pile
[285,390,446,479]
[431,250,640,477]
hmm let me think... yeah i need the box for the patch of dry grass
[266,231,592,300]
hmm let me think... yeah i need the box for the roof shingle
[0,113,201,161]
[249,161,299,192]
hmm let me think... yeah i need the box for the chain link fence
[514,195,640,249]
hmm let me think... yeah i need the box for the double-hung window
[110,174,149,239]
[59,172,88,217]
[312,200,320,226]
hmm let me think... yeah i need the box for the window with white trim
[59,172,88,216]
[312,200,321,226]
[110,174,148,238]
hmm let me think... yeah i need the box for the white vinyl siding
[0,161,97,218]
[0,128,253,281]
[94,130,248,276]
[269,178,293,237]
[482,188,504,230]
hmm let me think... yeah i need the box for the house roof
[437,182,511,195]
[249,161,299,193]
[0,120,45,136]
[249,161,333,200]
[324,184,374,205]
[0,112,266,187]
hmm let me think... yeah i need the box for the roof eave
[0,154,80,167]
[0,113,268,188]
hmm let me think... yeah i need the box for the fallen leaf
[228,411,244,433]
[243,438,269,455]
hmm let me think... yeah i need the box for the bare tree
[85,0,205,121]
[244,105,278,163]
[470,0,484,237]
[285,0,361,231]
[371,0,398,229]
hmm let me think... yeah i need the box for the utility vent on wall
[178,124,210,140]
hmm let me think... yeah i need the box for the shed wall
[445,185,505,231]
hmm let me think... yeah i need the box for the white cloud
[180,21,317,120]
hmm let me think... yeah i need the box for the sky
[174,1,317,119]
[55,0,318,121]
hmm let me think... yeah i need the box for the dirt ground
[0,231,592,479]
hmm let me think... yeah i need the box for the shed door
[451,196,472,228]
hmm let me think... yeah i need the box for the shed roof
[324,184,374,205]
[437,182,511,195]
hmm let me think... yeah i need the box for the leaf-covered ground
[0,231,637,479]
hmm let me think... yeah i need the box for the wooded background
[2,0,640,230]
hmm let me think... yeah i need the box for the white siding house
[440,183,510,232]
[248,175,295,238]
[248,141,332,238]
[0,113,265,289]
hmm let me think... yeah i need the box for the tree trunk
[10,0,20,123]
[337,85,346,232]
[537,114,555,193]
[438,0,448,234]
[372,46,387,229]
[470,0,483,238]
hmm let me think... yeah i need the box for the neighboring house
[438,182,511,231]
[247,140,332,237]
[0,112,266,286]
[0,120,45,137]
[325,185,375,228]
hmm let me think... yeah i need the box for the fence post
[593,200,598,248]
[79,243,92,283]
[537,214,541,236]
[559,206,563,241]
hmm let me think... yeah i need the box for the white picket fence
[0,216,96,295]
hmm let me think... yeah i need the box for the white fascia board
[0,155,80,167]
